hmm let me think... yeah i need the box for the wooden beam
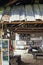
[17,32,43,34]
[14,27,43,30]
[14,29,43,31]
[3,26,43,33]
[6,0,18,7]
[3,21,43,24]
[6,27,43,30]
[16,32,43,34]
[14,30,43,33]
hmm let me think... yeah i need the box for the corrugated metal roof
[0,4,43,22]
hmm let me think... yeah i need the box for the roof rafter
[6,0,18,7]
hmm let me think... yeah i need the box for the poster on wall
[0,39,9,65]
[16,41,26,49]
[2,39,9,61]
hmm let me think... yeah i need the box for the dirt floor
[10,57,43,65]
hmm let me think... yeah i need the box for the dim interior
[0,0,43,65]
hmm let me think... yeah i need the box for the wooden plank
[3,21,43,24]
[13,30,43,33]
[14,27,43,30]
[14,30,43,31]
[6,0,18,7]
